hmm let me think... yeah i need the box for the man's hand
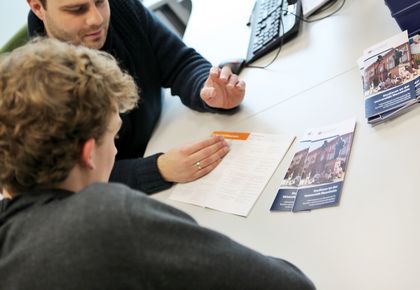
[157,135,229,183]
[200,66,246,109]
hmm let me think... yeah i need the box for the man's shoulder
[84,182,197,222]
[107,0,149,37]
[59,183,151,235]
[109,0,145,14]
[82,182,140,194]
[79,182,147,205]
[70,183,146,218]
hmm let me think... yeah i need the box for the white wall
[0,1,30,47]
[0,1,190,47]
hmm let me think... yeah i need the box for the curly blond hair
[0,38,138,193]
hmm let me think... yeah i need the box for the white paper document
[169,131,295,216]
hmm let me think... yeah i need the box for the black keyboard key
[246,0,302,63]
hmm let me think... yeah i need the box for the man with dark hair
[26,0,246,193]
[0,38,315,290]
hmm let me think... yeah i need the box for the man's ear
[27,0,46,21]
[80,138,96,170]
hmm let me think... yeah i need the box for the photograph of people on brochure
[362,31,419,121]
[296,134,351,187]
[280,145,309,187]
[363,42,415,97]
[271,119,355,212]
[410,34,420,95]
[357,33,420,124]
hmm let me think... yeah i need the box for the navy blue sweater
[28,0,233,194]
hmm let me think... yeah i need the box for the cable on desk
[247,14,285,70]
[299,0,346,23]
[245,0,346,70]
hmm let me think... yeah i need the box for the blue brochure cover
[271,119,356,212]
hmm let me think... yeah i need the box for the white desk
[147,1,420,289]
[182,0,401,114]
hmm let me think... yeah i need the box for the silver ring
[195,161,202,170]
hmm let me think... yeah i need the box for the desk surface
[147,0,420,289]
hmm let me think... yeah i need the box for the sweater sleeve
[125,0,239,114]
[109,153,173,194]
[121,186,316,290]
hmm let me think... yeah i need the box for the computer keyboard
[246,0,302,63]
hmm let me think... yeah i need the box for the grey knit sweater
[0,183,315,290]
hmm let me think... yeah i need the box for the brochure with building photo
[361,31,420,124]
[410,34,420,96]
[271,119,356,212]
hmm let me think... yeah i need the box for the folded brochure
[271,119,356,212]
[359,31,420,124]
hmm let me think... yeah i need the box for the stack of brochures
[358,31,420,125]
[271,119,356,212]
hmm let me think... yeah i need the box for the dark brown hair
[39,0,47,8]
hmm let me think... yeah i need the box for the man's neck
[56,166,94,193]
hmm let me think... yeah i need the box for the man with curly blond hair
[0,38,315,290]
[0,38,138,193]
